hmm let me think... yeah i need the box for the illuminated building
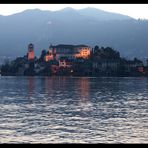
[49,44,91,60]
[27,43,34,61]
[74,46,91,59]
[45,50,54,62]
[59,59,73,68]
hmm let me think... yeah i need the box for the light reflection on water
[0,76,148,143]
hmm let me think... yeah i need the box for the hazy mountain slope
[0,7,147,60]
[78,7,134,21]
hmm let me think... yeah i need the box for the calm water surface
[0,76,148,143]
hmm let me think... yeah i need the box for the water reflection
[78,78,89,103]
[27,77,34,104]
[3,76,147,143]
[25,77,148,111]
[26,77,92,104]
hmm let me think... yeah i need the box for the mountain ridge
[0,7,147,60]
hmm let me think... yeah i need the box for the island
[0,43,148,77]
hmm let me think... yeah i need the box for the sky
[0,4,148,19]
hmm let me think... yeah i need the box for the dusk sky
[0,4,148,19]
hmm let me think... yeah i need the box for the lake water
[0,76,148,143]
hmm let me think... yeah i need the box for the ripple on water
[0,77,148,143]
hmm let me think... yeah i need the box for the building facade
[45,50,54,62]
[49,44,91,60]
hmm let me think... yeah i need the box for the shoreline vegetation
[0,43,148,77]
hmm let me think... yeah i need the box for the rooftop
[50,44,90,49]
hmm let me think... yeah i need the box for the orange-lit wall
[45,54,54,62]
[28,51,34,60]
[75,47,91,59]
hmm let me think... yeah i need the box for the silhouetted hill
[0,7,148,61]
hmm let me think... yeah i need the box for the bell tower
[27,43,34,61]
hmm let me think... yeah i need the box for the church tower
[27,43,34,61]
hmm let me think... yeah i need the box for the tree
[94,45,99,53]
[40,49,47,62]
